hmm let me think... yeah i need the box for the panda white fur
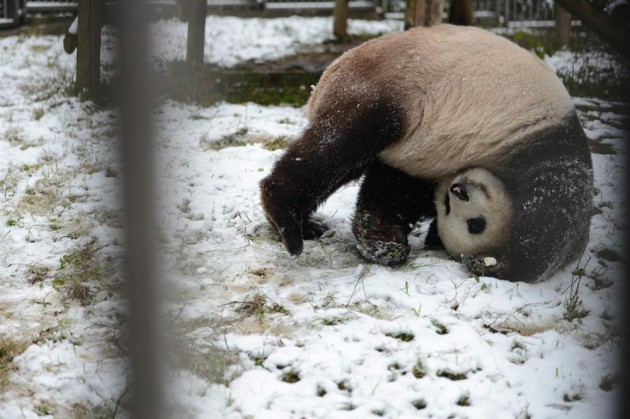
[260,24,593,283]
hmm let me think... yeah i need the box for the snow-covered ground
[0,15,627,418]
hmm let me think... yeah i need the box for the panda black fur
[259,24,593,283]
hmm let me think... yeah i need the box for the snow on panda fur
[260,24,593,283]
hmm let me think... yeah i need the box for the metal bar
[116,0,164,418]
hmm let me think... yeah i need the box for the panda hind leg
[260,99,405,256]
[353,161,437,265]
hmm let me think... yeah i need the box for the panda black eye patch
[450,184,469,202]
[467,217,486,235]
[444,191,451,215]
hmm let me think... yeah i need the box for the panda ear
[450,184,469,202]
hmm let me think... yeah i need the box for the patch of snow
[483,256,497,266]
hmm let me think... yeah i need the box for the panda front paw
[460,254,509,280]
[278,223,304,256]
[356,239,409,266]
[260,178,306,256]
[352,212,410,266]
[262,209,304,256]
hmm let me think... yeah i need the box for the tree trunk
[186,0,207,65]
[333,0,350,42]
[554,4,571,48]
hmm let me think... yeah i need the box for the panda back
[307,24,575,179]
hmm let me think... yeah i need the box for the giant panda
[259,24,593,283]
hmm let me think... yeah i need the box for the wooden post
[448,0,474,26]
[426,0,443,26]
[404,0,426,30]
[76,0,101,96]
[405,0,442,28]
[6,0,22,26]
[495,0,500,25]
[186,0,207,65]
[176,0,191,22]
[503,0,510,27]
[333,0,349,42]
[554,4,571,48]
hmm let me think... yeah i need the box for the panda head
[436,168,512,258]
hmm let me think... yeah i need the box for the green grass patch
[430,318,449,335]
[412,358,427,379]
[456,392,471,406]
[385,331,415,342]
[437,369,468,381]
[55,241,107,306]
[0,337,29,391]
[233,292,289,322]
[412,399,427,410]
[160,61,320,107]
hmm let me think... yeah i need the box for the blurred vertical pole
[186,0,207,65]
[117,0,163,418]
[624,80,630,419]
[76,0,101,96]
